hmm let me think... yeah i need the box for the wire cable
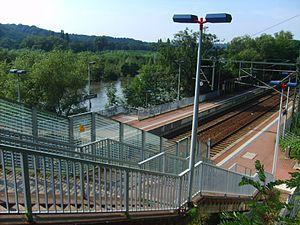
[251,13,300,37]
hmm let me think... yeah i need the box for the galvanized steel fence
[0,96,274,219]
[0,143,265,217]
[0,98,176,156]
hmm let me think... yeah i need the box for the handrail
[0,143,178,177]
[138,152,165,166]
[1,131,138,167]
[0,128,75,148]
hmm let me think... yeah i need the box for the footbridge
[0,98,273,224]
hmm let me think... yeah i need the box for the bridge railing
[137,91,219,120]
[0,98,177,157]
[78,138,159,168]
[0,144,180,216]
[0,127,185,174]
[0,143,273,218]
[138,152,189,175]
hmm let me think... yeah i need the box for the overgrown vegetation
[0,49,153,115]
[220,160,299,225]
[0,22,299,113]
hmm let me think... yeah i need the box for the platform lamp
[175,60,185,102]
[9,69,27,102]
[270,80,297,178]
[173,13,232,203]
[88,61,96,111]
[282,72,291,137]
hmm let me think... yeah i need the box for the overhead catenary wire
[251,13,300,37]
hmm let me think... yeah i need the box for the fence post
[162,152,166,173]
[160,137,163,153]
[177,176,182,212]
[226,170,229,196]
[142,131,145,161]
[119,122,124,161]
[206,138,211,160]
[21,152,32,222]
[107,139,111,160]
[69,117,74,145]
[124,170,129,215]
[31,106,38,138]
[91,113,96,142]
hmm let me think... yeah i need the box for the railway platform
[112,89,266,134]
[215,107,298,181]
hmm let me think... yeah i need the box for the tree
[121,62,139,77]
[94,36,108,51]
[25,50,86,115]
[123,64,174,107]
[159,28,218,96]
[103,63,120,81]
[105,82,118,108]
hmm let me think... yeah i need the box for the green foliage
[123,64,174,107]
[0,49,87,115]
[187,207,209,225]
[280,137,300,159]
[0,23,152,52]
[224,31,298,79]
[0,48,154,114]
[220,160,290,225]
[290,113,300,137]
[123,28,219,107]
[29,50,87,114]
[19,35,69,51]
[105,82,119,108]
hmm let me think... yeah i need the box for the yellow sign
[79,124,86,133]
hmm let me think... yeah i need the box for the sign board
[84,94,97,100]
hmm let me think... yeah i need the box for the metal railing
[137,91,219,120]
[138,152,189,174]
[229,163,253,176]
[0,144,180,215]
[0,143,267,217]
[0,98,177,156]
[0,96,275,219]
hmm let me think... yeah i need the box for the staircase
[0,98,273,223]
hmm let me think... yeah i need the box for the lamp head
[270,80,281,86]
[173,14,198,23]
[17,70,27,74]
[9,69,18,74]
[205,13,232,23]
[287,82,297,88]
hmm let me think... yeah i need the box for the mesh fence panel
[95,114,119,141]
[123,124,142,149]
[72,113,92,145]
[37,111,69,142]
[144,132,160,153]
[0,99,32,135]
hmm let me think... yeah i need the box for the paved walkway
[215,108,298,180]
[113,91,299,180]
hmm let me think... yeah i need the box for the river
[87,80,124,112]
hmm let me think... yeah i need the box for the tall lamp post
[282,72,291,137]
[175,60,184,101]
[270,80,297,178]
[173,13,232,203]
[9,69,27,102]
[88,61,96,111]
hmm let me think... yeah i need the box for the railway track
[170,92,284,159]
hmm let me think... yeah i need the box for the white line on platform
[216,117,278,167]
[216,105,293,167]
